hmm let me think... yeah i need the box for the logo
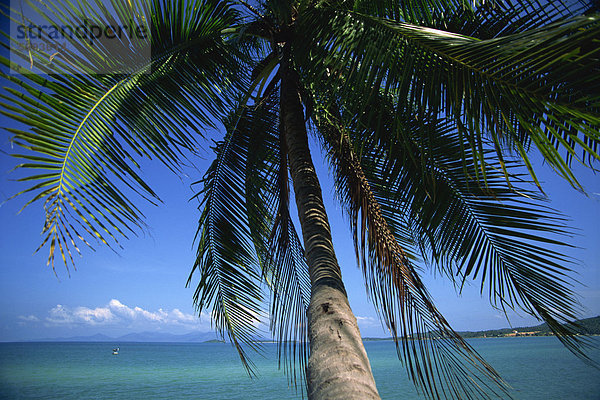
[9,0,151,75]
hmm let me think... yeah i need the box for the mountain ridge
[14,316,600,343]
[27,331,218,343]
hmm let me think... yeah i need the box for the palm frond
[295,8,600,189]
[265,128,311,387]
[327,0,585,28]
[1,0,243,271]
[322,86,593,365]
[369,120,591,361]
[190,96,311,382]
[425,0,587,38]
[314,107,510,400]
[188,109,266,373]
[242,96,311,386]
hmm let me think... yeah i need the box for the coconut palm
[1,0,599,398]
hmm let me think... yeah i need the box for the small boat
[112,347,119,355]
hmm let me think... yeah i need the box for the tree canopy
[1,0,599,398]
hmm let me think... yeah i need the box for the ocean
[1,337,599,399]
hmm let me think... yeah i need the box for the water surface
[1,337,598,399]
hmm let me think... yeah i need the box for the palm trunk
[280,63,381,400]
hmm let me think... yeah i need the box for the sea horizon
[5,314,597,343]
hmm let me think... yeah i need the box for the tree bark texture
[280,63,381,400]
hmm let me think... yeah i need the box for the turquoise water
[1,337,599,399]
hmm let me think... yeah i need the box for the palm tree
[1,0,599,398]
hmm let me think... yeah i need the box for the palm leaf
[321,87,593,365]
[187,106,268,373]
[190,96,311,381]
[425,0,587,38]
[0,0,243,271]
[314,106,510,400]
[295,7,600,189]
[371,121,591,361]
[241,96,311,385]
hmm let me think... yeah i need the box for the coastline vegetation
[363,316,600,341]
[458,316,600,339]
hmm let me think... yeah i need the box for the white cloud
[108,299,135,319]
[47,304,76,324]
[171,308,196,323]
[74,306,115,325]
[37,299,211,331]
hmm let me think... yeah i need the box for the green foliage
[1,0,599,398]
[459,316,600,338]
[0,0,242,271]
[294,2,600,188]
[189,97,310,377]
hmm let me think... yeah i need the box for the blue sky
[0,3,598,342]
[1,118,599,341]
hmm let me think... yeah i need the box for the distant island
[458,315,600,339]
[363,315,600,341]
[14,316,599,343]
[28,331,219,343]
